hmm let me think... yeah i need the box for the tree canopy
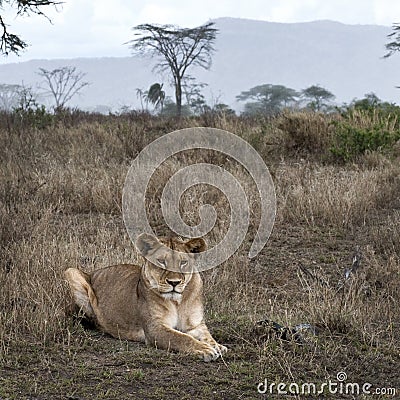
[236,84,299,115]
[0,0,59,56]
[127,22,218,117]
[0,83,22,110]
[301,85,335,111]
[38,66,89,111]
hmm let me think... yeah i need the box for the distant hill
[0,18,399,111]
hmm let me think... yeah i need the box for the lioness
[64,233,227,362]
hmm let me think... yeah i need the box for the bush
[277,111,334,154]
[330,109,400,162]
[14,104,54,129]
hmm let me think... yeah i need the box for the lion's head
[135,233,207,300]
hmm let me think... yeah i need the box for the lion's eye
[157,258,166,266]
[180,260,188,268]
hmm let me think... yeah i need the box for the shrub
[331,109,400,161]
[331,121,400,161]
[14,104,54,129]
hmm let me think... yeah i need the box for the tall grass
[0,110,399,388]
[276,162,399,228]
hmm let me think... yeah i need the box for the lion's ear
[185,238,207,254]
[136,233,160,256]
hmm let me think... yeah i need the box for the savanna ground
[0,109,399,399]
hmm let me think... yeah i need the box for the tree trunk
[175,77,182,118]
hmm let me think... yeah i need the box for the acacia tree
[301,85,335,111]
[0,0,59,56]
[0,83,22,110]
[0,83,40,112]
[385,23,400,88]
[236,84,299,115]
[384,23,400,58]
[127,22,218,117]
[38,66,89,111]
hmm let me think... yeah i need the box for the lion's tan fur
[64,234,227,361]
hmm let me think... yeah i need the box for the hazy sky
[1,0,399,63]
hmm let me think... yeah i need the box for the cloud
[0,0,396,64]
[136,3,177,25]
[373,0,400,25]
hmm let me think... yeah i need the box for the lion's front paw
[194,342,222,362]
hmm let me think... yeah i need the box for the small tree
[213,103,236,116]
[301,85,335,111]
[350,93,398,113]
[0,0,59,56]
[127,23,218,117]
[15,85,37,109]
[146,83,165,111]
[0,83,22,110]
[182,76,208,115]
[352,92,381,110]
[160,98,192,117]
[0,83,40,111]
[236,84,299,115]
[135,83,165,112]
[38,66,89,111]
[136,88,147,111]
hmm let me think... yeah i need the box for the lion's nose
[166,279,181,287]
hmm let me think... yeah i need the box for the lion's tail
[64,268,97,319]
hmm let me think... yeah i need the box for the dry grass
[0,112,399,398]
[277,111,336,154]
[275,161,399,228]
[343,108,399,131]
